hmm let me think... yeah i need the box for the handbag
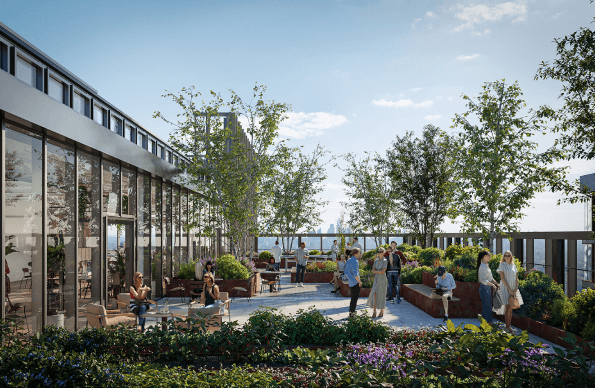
[493,288,504,310]
[508,289,523,309]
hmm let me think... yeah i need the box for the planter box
[168,279,202,297]
[216,274,259,298]
[492,312,595,356]
[339,280,371,298]
[290,272,334,283]
[414,271,482,318]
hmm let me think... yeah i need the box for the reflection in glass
[151,179,162,296]
[47,140,76,330]
[137,175,151,289]
[121,168,136,216]
[181,190,188,264]
[163,184,172,282]
[102,161,120,214]
[4,123,43,333]
[78,152,101,324]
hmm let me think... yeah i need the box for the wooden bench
[401,284,462,318]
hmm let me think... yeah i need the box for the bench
[401,284,461,318]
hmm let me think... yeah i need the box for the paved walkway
[158,273,562,353]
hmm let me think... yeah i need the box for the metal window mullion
[99,158,105,306]
[42,135,48,329]
[74,148,79,330]
[119,163,123,216]
[0,119,5,321]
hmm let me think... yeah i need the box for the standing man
[271,241,282,271]
[345,247,363,317]
[294,242,309,287]
[352,238,362,253]
[331,240,340,261]
[386,241,402,304]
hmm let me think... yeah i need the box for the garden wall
[339,280,371,298]
[216,273,260,297]
[290,272,334,283]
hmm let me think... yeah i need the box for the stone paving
[156,273,562,353]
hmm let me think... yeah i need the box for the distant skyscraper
[317,228,322,234]
[328,224,335,234]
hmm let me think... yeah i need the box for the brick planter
[290,272,334,283]
[168,279,202,297]
[339,281,371,298]
[216,276,258,298]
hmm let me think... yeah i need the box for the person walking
[293,242,309,287]
[331,240,340,261]
[430,266,456,322]
[476,251,499,323]
[345,248,363,317]
[386,241,402,303]
[271,241,282,271]
[366,247,388,318]
[496,250,521,333]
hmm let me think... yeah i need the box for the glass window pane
[77,152,102,324]
[93,106,103,126]
[151,180,162,296]
[126,126,134,143]
[4,123,43,334]
[73,93,85,115]
[0,42,7,72]
[110,117,122,136]
[172,188,180,277]
[136,133,144,148]
[48,77,63,103]
[121,168,136,215]
[16,56,35,87]
[163,183,172,281]
[138,175,151,288]
[181,191,188,263]
[102,161,120,214]
[47,140,76,330]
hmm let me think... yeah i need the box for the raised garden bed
[339,280,371,298]
[216,273,260,297]
[290,272,334,283]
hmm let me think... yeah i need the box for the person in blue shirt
[345,248,363,317]
[430,266,456,322]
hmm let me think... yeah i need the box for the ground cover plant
[1,308,593,387]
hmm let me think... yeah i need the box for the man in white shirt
[270,241,282,271]
[331,240,340,260]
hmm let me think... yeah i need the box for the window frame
[14,48,44,91]
[47,70,70,105]
[0,36,10,73]
[72,86,91,118]
[110,112,123,136]
[125,124,136,143]
[93,101,107,127]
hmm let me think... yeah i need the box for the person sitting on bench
[430,266,456,322]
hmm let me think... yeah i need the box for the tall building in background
[327,224,335,234]
[317,228,322,234]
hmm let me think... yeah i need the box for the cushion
[188,305,220,317]
[86,303,106,316]
[105,315,136,326]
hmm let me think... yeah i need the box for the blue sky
[2,0,593,232]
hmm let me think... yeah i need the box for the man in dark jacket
[386,241,402,303]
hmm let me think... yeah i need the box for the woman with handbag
[476,251,499,323]
[366,248,388,318]
[130,272,157,332]
[496,250,522,333]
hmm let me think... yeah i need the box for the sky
[1,0,593,233]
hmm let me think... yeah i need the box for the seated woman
[264,257,279,292]
[129,272,157,332]
[331,254,347,293]
[191,272,220,307]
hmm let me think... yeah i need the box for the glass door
[103,216,135,309]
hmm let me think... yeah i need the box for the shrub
[517,269,566,322]
[569,287,595,340]
[360,270,374,288]
[550,297,576,331]
[402,251,418,261]
[216,254,250,280]
[418,247,444,266]
[401,265,434,284]
[176,260,196,279]
[308,249,320,256]
[452,245,483,270]
[444,244,463,261]
[362,250,376,260]
[258,251,273,261]
[398,243,422,254]
[306,261,337,273]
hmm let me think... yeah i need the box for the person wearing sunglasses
[130,272,156,332]
[496,251,520,333]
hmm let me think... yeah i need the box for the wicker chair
[85,303,137,328]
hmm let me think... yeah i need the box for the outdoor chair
[164,277,186,303]
[116,292,131,312]
[85,303,137,329]
[20,268,32,289]
[5,294,29,334]
[260,274,280,294]
[231,275,253,302]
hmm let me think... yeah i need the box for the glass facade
[151,179,162,297]
[102,161,120,214]
[172,187,180,277]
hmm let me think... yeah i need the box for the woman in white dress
[496,250,520,333]
[366,248,388,318]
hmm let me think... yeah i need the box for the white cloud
[484,29,491,34]
[472,28,492,36]
[552,11,563,20]
[372,99,433,108]
[456,54,481,61]
[278,111,347,139]
[453,1,528,31]
[412,17,422,29]
[410,87,422,92]
[424,115,442,120]
[426,11,436,17]
[447,96,453,101]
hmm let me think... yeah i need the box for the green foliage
[570,287,595,340]
[397,243,421,254]
[362,250,376,260]
[47,242,66,273]
[400,265,435,284]
[451,245,483,270]
[305,261,337,273]
[418,247,443,266]
[307,249,320,256]
[551,297,576,332]
[176,260,196,280]
[401,251,418,261]
[4,235,18,257]
[359,269,374,288]
[444,243,463,261]
[517,269,566,322]
[216,254,250,280]
[258,251,273,261]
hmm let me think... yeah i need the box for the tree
[535,16,595,203]
[451,80,566,250]
[338,152,399,247]
[381,125,455,249]
[155,85,290,258]
[261,144,330,254]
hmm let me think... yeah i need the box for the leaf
[447,319,456,333]
[553,346,566,358]
[465,323,481,332]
